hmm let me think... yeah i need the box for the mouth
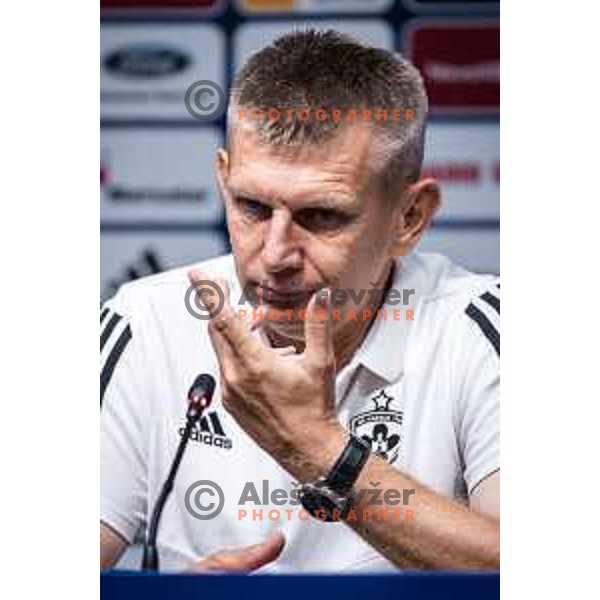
[256,285,314,309]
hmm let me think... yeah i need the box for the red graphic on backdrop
[100,162,110,188]
[422,162,481,184]
[406,21,499,114]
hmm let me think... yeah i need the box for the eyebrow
[227,185,261,200]
[228,186,358,211]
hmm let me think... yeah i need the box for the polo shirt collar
[352,254,428,383]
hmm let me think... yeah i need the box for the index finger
[188,269,264,360]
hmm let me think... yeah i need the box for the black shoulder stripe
[100,325,132,406]
[101,312,123,352]
[100,307,109,324]
[480,291,500,315]
[466,303,500,357]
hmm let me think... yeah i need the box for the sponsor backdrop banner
[403,19,499,115]
[101,127,223,224]
[101,24,225,121]
[423,122,499,220]
[101,0,500,299]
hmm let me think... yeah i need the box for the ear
[215,148,229,201]
[390,177,441,257]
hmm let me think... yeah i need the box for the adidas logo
[179,411,233,450]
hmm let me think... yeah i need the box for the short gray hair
[227,29,429,198]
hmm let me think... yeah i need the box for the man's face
[216,123,403,343]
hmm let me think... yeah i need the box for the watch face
[299,488,323,513]
[299,482,350,522]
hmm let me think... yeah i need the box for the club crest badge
[349,390,403,465]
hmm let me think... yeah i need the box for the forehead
[226,123,377,202]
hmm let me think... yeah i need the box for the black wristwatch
[298,433,371,522]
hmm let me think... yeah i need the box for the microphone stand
[141,391,207,571]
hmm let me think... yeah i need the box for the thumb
[304,288,334,369]
[190,531,285,573]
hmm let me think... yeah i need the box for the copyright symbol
[185,480,225,520]
[184,279,225,321]
[184,80,226,121]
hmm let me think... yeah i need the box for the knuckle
[211,316,230,334]
[221,364,234,384]
[225,370,241,389]
[246,367,267,388]
[248,360,266,379]
[221,306,236,320]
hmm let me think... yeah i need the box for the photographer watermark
[235,107,415,124]
[184,478,416,523]
[183,78,416,124]
[184,279,225,321]
[184,480,225,520]
[184,80,226,121]
[184,279,416,322]
[236,306,415,324]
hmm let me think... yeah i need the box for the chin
[262,318,306,346]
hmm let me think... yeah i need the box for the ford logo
[103,45,191,78]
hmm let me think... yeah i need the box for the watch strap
[325,434,371,495]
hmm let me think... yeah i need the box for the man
[100,30,499,572]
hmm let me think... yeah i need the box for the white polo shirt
[100,251,500,573]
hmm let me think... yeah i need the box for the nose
[262,209,302,275]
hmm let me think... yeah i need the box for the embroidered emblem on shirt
[349,390,403,465]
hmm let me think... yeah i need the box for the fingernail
[318,288,330,307]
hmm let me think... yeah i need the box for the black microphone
[141,374,216,571]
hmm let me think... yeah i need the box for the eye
[234,197,272,221]
[293,208,352,232]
